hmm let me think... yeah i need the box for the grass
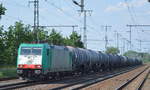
[0,65,17,78]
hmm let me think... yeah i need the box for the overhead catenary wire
[124,0,139,50]
[0,0,40,27]
[46,1,82,23]
[64,0,100,34]
[124,0,146,47]
[1,0,100,36]
[124,0,136,24]
[129,1,145,39]
[65,0,100,34]
[45,1,100,34]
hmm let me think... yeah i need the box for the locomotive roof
[19,43,49,48]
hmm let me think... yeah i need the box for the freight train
[16,43,142,80]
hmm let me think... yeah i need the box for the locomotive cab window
[20,47,42,55]
[32,48,42,55]
[21,47,31,55]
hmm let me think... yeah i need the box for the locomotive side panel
[50,47,72,72]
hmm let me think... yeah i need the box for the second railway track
[137,70,150,90]
[116,66,150,90]
[51,65,144,90]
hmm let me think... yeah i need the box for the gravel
[0,79,24,86]
[82,65,147,90]
[122,68,150,90]
[141,71,150,90]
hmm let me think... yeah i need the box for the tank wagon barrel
[16,43,142,80]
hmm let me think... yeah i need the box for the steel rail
[0,77,18,81]
[136,70,150,90]
[0,81,39,90]
[116,66,149,90]
[50,65,142,90]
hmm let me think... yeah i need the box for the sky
[0,0,150,53]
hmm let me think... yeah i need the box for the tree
[0,26,5,64]
[0,22,85,65]
[105,47,120,54]
[37,29,47,41]
[123,50,138,58]
[0,4,6,19]
[65,31,84,48]
[47,29,65,45]
[123,51,150,62]
[141,53,150,62]
[2,21,33,64]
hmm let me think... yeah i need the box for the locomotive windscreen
[21,47,42,55]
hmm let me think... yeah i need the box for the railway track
[0,81,41,90]
[137,70,150,90]
[116,66,150,90]
[0,77,18,81]
[50,66,143,90]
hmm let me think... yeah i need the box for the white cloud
[105,0,147,12]
[146,11,150,15]
[105,2,127,12]
[132,0,147,7]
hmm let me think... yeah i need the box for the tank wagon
[17,43,142,80]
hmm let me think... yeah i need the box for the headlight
[18,64,24,68]
[36,65,42,69]
[17,70,23,74]
[35,70,41,74]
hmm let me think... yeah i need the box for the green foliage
[0,67,16,78]
[0,21,84,65]
[0,26,5,64]
[0,3,6,19]
[1,22,33,65]
[141,53,150,63]
[105,47,120,54]
[123,51,150,63]
[47,29,65,45]
[64,31,84,48]
[123,50,138,58]
[38,29,47,41]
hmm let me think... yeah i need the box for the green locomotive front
[17,43,72,80]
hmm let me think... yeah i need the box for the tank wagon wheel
[100,64,105,72]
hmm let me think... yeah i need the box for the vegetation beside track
[124,50,150,63]
[0,66,17,78]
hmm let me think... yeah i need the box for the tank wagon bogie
[17,43,142,80]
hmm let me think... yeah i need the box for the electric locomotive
[17,43,73,80]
